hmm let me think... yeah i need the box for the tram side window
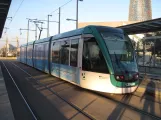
[44,43,48,60]
[35,47,37,59]
[28,46,32,59]
[60,41,70,65]
[82,37,109,73]
[52,42,60,63]
[37,46,41,59]
[70,39,79,67]
[41,44,45,60]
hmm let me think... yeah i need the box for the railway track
[5,61,96,120]
[1,61,38,120]
[5,61,161,120]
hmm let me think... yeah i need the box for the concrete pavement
[0,66,15,120]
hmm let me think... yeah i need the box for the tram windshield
[101,32,138,74]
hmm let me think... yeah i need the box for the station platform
[0,60,161,120]
[0,65,14,120]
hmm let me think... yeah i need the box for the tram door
[42,43,45,71]
[41,43,48,72]
[44,43,49,73]
[80,36,110,90]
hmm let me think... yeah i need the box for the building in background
[78,21,138,28]
[79,0,152,28]
[78,0,153,43]
[129,0,152,21]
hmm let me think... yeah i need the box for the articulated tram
[19,25,139,94]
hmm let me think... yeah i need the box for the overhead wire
[50,0,73,15]
[36,0,73,37]
[4,0,73,39]
[5,0,25,33]
[12,0,25,20]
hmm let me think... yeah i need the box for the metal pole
[153,38,156,67]
[47,15,52,37]
[16,37,19,57]
[58,7,61,34]
[27,19,30,45]
[6,38,8,58]
[26,20,30,64]
[26,18,37,43]
[76,0,78,29]
[137,41,139,60]
[35,23,37,40]
[143,41,145,66]
[47,15,49,37]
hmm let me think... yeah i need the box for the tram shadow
[107,94,132,120]
[140,81,155,120]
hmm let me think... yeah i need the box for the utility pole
[47,15,52,37]
[26,18,37,44]
[67,0,83,29]
[16,37,19,57]
[6,37,8,58]
[27,19,30,45]
[76,0,78,29]
[35,23,37,40]
[58,7,61,34]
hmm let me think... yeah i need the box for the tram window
[44,43,48,60]
[60,41,70,65]
[52,42,60,63]
[35,46,38,59]
[82,37,109,73]
[38,46,41,59]
[70,39,79,67]
[28,46,32,59]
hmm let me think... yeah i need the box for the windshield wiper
[114,52,125,74]
[114,52,120,66]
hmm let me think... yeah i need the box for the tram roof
[20,25,124,47]
[20,41,35,47]
[20,44,27,47]
[35,37,51,44]
[52,27,85,40]
[0,0,12,38]
[52,25,123,41]
[27,41,35,45]
[118,18,161,35]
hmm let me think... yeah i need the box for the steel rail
[11,61,161,120]
[10,61,96,120]
[1,61,38,120]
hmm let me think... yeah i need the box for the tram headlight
[116,76,120,80]
[115,75,125,80]
[133,73,139,80]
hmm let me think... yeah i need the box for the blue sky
[0,0,161,47]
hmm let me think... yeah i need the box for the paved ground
[138,73,161,100]
[0,60,67,120]
[1,60,161,120]
[0,65,15,120]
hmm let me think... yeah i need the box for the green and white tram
[20,25,139,94]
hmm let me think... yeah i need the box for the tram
[19,25,139,94]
